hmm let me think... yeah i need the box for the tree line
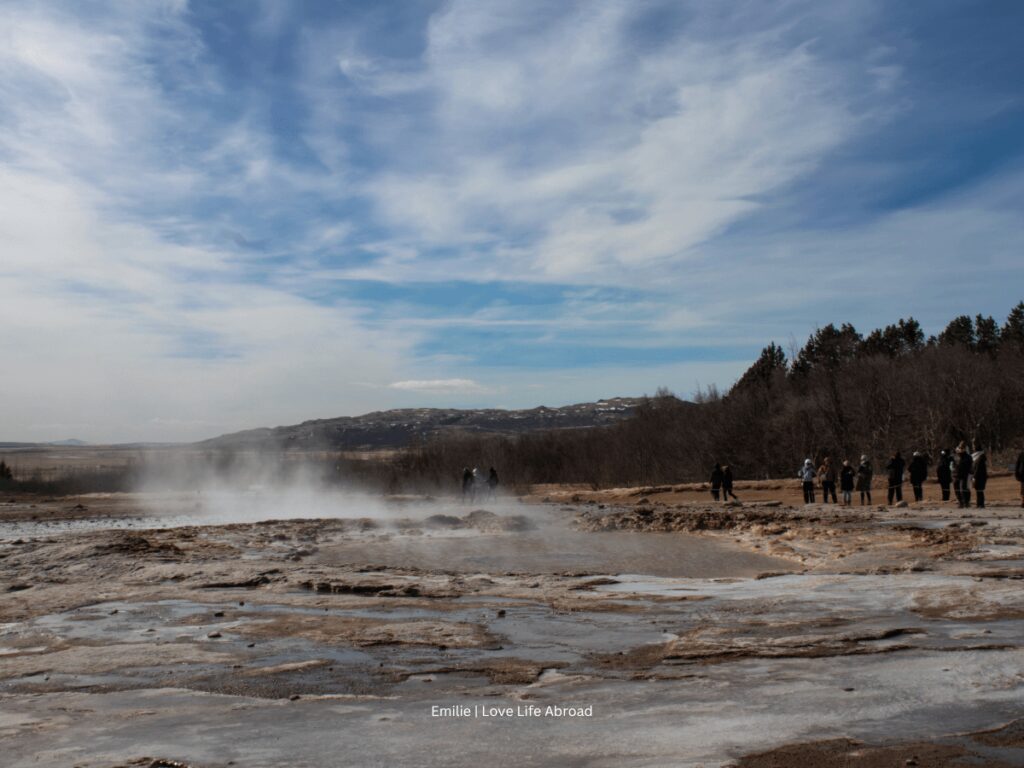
[395,302,1024,490]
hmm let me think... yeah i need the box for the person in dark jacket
[1015,450,1024,508]
[972,451,988,509]
[936,449,953,502]
[818,457,838,504]
[709,463,724,502]
[486,467,499,498]
[839,459,855,506]
[908,451,929,502]
[954,443,973,508]
[856,455,873,505]
[886,451,905,505]
[461,467,475,502]
[722,465,738,500]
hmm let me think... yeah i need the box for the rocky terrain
[1,481,1023,766]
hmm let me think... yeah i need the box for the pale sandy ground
[0,481,1023,767]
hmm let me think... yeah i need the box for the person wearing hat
[936,449,953,502]
[908,451,929,503]
[798,459,816,504]
[972,450,988,509]
[839,459,855,506]
[856,455,873,505]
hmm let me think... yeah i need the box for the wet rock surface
[0,491,1023,766]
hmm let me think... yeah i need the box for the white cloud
[0,2,413,443]
[389,379,490,394]
[330,2,858,284]
[2,0,1021,444]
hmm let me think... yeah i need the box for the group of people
[708,464,739,501]
[461,466,499,502]
[795,444,1005,508]
[798,457,874,505]
[706,447,1024,509]
[934,444,991,509]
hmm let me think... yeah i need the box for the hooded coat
[955,450,973,482]
[840,464,855,491]
[908,454,928,484]
[972,452,988,490]
[886,454,905,484]
[856,461,873,491]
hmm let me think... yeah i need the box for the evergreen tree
[938,315,976,348]
[858,318,922,358]
[732,342,787,392]
[1002,301,1024,348]
[975,314,1000,354]
[897,317,925,353]
[791,323,861,375]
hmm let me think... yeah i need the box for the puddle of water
[313,526,792,578]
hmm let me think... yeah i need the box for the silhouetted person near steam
[710,463,724,502]
[856,455,873,505]
[886,451,905,505]
[799,459,816,504]
[722,465,738,500]
[909,451,929,502]
[486,467,499,498]
[954,443,973,508]
[840,460,855,506]
[937,449,952,501]
[972,450,988,509]
[461,467,475,503]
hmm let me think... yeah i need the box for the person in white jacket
[798,458,816,504]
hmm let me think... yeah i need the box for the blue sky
[1,0,1023,442]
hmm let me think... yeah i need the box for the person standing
[462,467,475,503]
[722,465,738,501]
[908,451,929,503]
[818,457,838,504]
[886,451,906,505]
[856,455,873,505]
[1015,449,1024,508]
[936,449,952,502]
[486,467,499,499]
[840,460,855,506]
[954,443,973,508]
[972,451,988,509]
[799,459,816,504]
[709,463,724,502]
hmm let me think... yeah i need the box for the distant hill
[47,438,89,446]
[198,398,645,452]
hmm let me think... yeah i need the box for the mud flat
[1,490,1023,767]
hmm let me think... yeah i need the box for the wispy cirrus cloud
[389,379,490,395]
